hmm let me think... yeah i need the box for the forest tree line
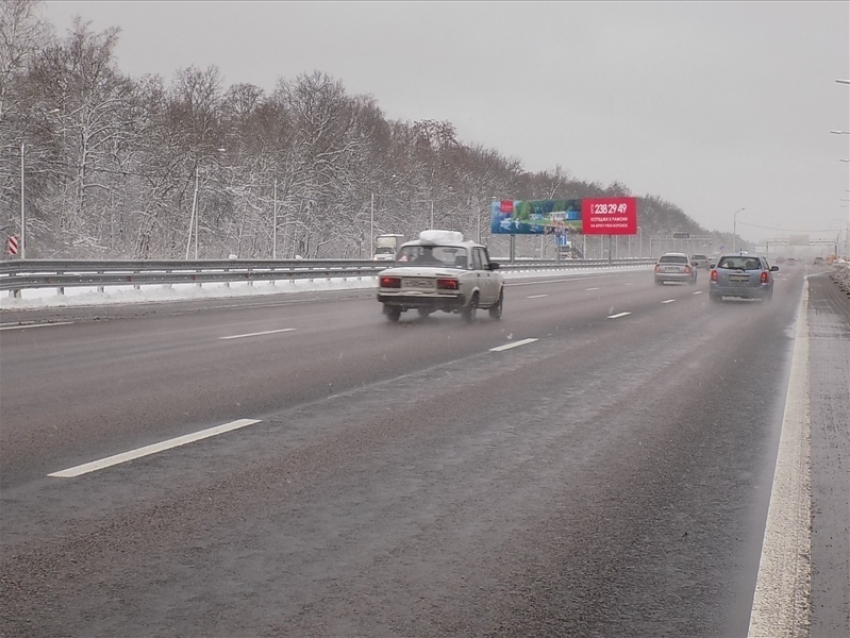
[0,0,734,260]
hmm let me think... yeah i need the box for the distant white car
[376,230,504,323]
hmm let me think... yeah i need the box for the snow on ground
[0,265,652,311]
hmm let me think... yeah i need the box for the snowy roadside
[0,265,652,311]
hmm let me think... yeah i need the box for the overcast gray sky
[40,1,850,246]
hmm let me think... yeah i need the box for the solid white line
[48,418,262,478]
[527,294,548,299]
[693,291,703,295]
[0,321,75,331]
[586,287,600,291]
[607,312,631,319]
[490,338,538,352]
[747,281,811,637]
[662,299,676,304]
[220,328,296,340]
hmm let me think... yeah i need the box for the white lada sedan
[376,230,504,323]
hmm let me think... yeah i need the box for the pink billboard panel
[581,197,638,235]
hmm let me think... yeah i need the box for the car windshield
[2,3,848,638]
[396,245,466,268]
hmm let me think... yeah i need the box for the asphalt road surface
[0,264,845,638]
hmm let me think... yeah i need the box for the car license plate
[729,275,749,282]
[403,278,432,288]
[664,267,678,272]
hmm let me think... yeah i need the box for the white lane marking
[506,276,600,287]
[220,328,296,340]
[607,312,631,319]
[662,299,676,304]
[527,294,548,299]
[693,291,703,295]
[747,281,811,637]
[490,338,538,352]
[0,321,75,331]
[623,283,634,286]
[48,419,262,478]
[586,287,600,291]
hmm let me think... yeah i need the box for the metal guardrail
[0,257,655,297]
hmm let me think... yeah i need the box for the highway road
[1,264,847,637]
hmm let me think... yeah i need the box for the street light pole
[370,193,375,257]
[732,207,746,252]
[273,178,278,259]
[186,166,199,260]
[20,142,25,259]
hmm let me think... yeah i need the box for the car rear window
[718,256,762,270]
[658,255,688,264]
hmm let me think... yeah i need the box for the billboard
[581,197,638,235]
[490,199,582,235]
[490,197,637,235]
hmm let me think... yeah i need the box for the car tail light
[760,271,769,284]
[654,265,661,273]
[710,269,718,282]
[379,276,401,288]
[436,278,459,290]
[684,266,692,274]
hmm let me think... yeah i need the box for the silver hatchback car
[654,253,698,285]
[709,253,778,302]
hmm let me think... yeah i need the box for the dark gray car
[709,253,778,302]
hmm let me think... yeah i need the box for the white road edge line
[747,280,811,637]
[662,299,676,304]
[527,294,548,299]
[48,418,262,478]
[0,321,75,331]
[490,338,538,352]
[220,328,296,340]
[607,312,631,319]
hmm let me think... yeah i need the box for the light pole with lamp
[732,207,746,252]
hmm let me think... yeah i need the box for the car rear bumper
[710,283,771,299]
[655,273,694,283]
[378,293,466,309]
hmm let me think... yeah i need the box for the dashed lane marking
[607,312,632,319]
[490,338,539,352]
[0,321,75,331]
[48,419,262,478]
[527,294,548,299]
[662,299,676,304]
[220,328,296,340]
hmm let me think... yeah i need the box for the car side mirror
[770,266,779,271]
[709,264,716,269]
[489,262,500,270]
